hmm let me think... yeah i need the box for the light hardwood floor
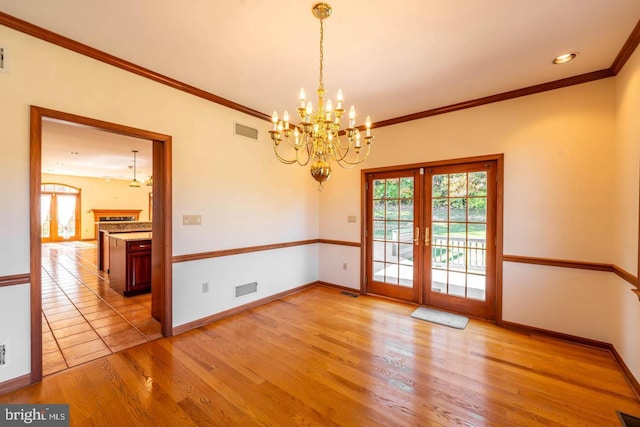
[3,286,639,426]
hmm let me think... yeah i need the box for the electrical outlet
[347,215,357,223]
[0,343,6,366]
[343,262,348,270]
[202,282,209,293]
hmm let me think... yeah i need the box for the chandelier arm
[328,139,354,163]
[334,145,372,167]
[335,157,367,169]
[295,139,313,166]
[273,151,299,165]
[273,142,302,165]
[298,142,313,166]
[277,138,313,167]
[334,160,358,170]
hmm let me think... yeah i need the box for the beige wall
[317,50,640,379]
[0,24,319,383]
[611,43,640,380]
[41,173,152,240]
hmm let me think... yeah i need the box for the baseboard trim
[500,320,610,349]
[500,320,640,401]
[172,281,317,335]
[0,374,30,396]
[609,344,640,401]
[316,280,363,294]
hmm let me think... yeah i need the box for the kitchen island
[109,232,152,296]
[97,221,152,272]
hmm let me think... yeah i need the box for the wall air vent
[235,281,258,298]
[234,122,259,140]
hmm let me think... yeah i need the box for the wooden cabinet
[109,235,152,296]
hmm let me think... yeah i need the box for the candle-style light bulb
[355,129,361,148]
[306,101,313,121]
[349,106,356,128]
[326,99,333,120]
[365,116,372,137]
[299,88,306,108]
[336,89,343,109]
[283,110,290,128]
[294,127,300,145]
[277,120,283,132]
[272,111,279,131]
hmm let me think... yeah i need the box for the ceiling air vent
[234,122,259,140]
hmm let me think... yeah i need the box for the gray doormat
[410,307,469,330]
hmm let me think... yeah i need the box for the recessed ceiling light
[552,52,578,64]
[69,151,79,155]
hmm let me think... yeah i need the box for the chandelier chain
[319,19,324,91]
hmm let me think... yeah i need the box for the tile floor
[41,241,162,376]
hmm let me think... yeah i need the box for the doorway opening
[30,106,173,384]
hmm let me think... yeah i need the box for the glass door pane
[372,177,415,287]
[41,194,53,241]
[431,170,488,300]
[56,194,78,240]
[367,170,422,302]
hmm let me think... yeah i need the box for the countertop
[108,232,152,242]
[95,220,150,224]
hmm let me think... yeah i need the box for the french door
[365,159,498,319]
[41,184,81,243]
[365,169,423,301]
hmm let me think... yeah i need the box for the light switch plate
[347,215,357,223]
[183,214,202,225]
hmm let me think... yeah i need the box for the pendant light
[130,150,140,188]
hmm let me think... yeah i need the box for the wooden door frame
[30,106,173,384]
[361,153,504,322]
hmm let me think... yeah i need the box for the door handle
[424,227,430,247]
[413,227,420,246]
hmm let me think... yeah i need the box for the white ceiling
[2,1,639,178]
[42,120,152,182]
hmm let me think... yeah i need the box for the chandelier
[269,2,374,190]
